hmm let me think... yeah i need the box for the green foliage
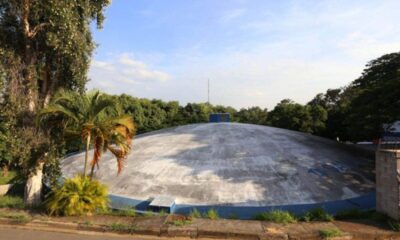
[388,220,400,232]
[45,176,108,216]
[107,222,137,233]
[172,219,192,226]
[204,208,219,220]
[189,208,202,218]
[319,228,343,239]
[40,90,135,177]
[0,212,30,224]
[159,209,168,216]
[346,52,400,141]
[302,208,333,222]
[0,171,18,185]
[82,220,93,227]
[268,99,314,133]
[253,210,297,224]
[235,107,268,125]
[0,195,25,209]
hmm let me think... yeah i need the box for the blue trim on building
[109,192,376,219]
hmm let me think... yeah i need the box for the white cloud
[88,54,170,95]
[89,0,400,109]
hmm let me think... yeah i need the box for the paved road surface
[0,226,164,240]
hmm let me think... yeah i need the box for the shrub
[253,210,297,224]
[45,176,108,216]
[204,208,219,220]
[388,220,400,232]
[0,170,18,185]
[189,208,202,218]
[0,195,25,209]
[302,208,333,222]
[319,228,343,239]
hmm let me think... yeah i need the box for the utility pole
[207,79,210,105]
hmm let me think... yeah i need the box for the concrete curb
[0,217,399,240]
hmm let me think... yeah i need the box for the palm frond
[107,145,127,174]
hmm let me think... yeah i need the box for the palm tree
[39,90,135,177]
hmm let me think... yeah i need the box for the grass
[0,212,30,224]
[0,171,18,185]
[189,208,202,218]
[172,219,192,226]
[319,228,343,239]
[204,208,219,220]
[107,222,137,233]
[159,209,168,216]
[253,210,297,224]
[0,195,25,209]
[302,208,333,222]
[82,220,93,227]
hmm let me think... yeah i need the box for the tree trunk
[24,161,44,207]
[83,133,91,176]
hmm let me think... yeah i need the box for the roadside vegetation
[253,210,297,224]
[319,228,343,239]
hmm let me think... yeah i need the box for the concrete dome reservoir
[61,123,375,216]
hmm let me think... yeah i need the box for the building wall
[376,149,400,219]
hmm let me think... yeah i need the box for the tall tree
[39,90,135,178]
[346,52,400,141]
[0,0,111,206]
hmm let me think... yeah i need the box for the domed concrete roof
[60,123,374,206]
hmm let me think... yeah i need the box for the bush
[319,228,343,238]
[302,208,333,222]
[0,195,25,209]
[253,210,297,224]
[0,170,18,185]
[204,208,219,220]
[189,208,202,218]
[389,220,400,232]
[45,176,108,216]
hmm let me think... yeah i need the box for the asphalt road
[0,226,164,240]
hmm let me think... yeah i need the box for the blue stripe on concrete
[108,192,376,219]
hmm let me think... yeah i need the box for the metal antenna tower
[207,79,210,104]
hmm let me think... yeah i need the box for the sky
[88,0,400,110]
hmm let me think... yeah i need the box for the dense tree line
[104,52,400,143]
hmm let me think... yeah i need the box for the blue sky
[88,0,400,109]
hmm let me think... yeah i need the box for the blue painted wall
[109,192,376,219]
[209,113,231,122]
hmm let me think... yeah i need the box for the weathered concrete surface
[61,123,374,206]
[376,149,400,220]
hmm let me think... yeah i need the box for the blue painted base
[109,192,376,219]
